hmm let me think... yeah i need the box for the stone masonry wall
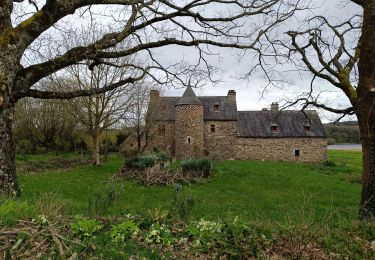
[147,121,175,157]
[175,105,204,159]
[203,121,237,160]
[235,137,327,163]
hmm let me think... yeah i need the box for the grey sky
[13,0,362,123]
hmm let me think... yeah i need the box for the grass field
[3,150,373,259]
[16,150,362,225]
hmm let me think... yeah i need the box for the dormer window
[304,122,311,131]
[271,123,279,133]
[213,104,220,112]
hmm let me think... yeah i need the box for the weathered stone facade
[144,121,176,156]
[122,86,327,163]
[175,105,204,159]
[235,137,327,163]
[203,121,237,160]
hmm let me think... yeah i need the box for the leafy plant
[110,220,140,242]
[145,223,173,245]
[188,218,224,250]
[148,207,169,224]
[71,219,104,239]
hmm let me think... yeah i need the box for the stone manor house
[123,86,327,163]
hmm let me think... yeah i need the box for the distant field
[17,150,362,225]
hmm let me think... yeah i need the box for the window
[304,122,311,131]
[130,143,134,147]
[294,149,300,157]
[186,136,193,144]
[210,124,216,133]
[158,124,166,135]
[213,104,220,112]
[161,104,167,111]
[271,123,278,133]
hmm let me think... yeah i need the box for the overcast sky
[14,0,362,123]
[160,0,362,123]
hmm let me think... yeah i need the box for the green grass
[13,150,362,226]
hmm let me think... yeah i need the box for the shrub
[0,199,37,226]
[181,158,211,172]
[124,153,158,169]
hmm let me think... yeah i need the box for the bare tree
[55,63,136,166]
[0,0,300,195]
[124,82,159,153]
[14,96,78,153]
[258,1,375,217]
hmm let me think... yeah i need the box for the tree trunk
[358,112,375,217]
[92,131,100,166]
[0,92,20,196]
[358,2,375,218]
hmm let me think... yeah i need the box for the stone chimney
[227,90,236,102]
[271,102,279,111]
[149,89,160,103]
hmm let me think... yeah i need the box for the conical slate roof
[175,86,202,106]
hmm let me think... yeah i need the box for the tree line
[324,122,360,144]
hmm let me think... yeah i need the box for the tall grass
[181,158,211,171]
[0,199,37,226]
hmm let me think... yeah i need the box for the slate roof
[175,86,202,106]
[156,95,237,121]
[237,110,326,138]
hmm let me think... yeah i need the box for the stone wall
[203,121,237,160]
[146,121,175,157]
[175,105,204,159]
[235,137,327,163]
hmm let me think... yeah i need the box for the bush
[181,158,211,172]
[124,152,168,170]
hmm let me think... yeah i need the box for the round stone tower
[174,86,204,159]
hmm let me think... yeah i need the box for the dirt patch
[16,157,90,174]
